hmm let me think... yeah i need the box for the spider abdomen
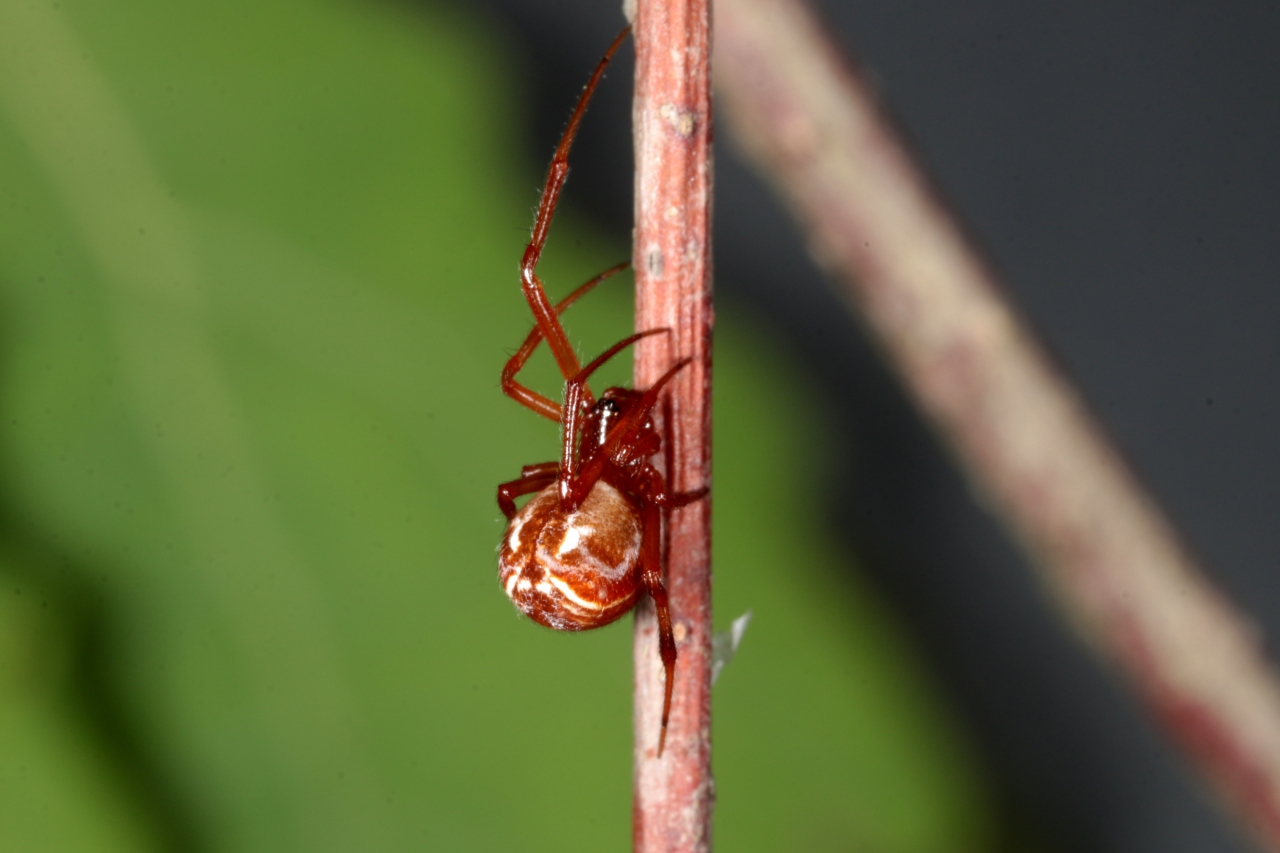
[499,480,643,631]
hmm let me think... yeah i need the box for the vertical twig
[630,0,714,849]
[715,0,1280,847]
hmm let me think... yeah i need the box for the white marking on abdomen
[506,515,527,552]
[557,524,593,557]
[547,575,603,611]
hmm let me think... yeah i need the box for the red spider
[495,27,707,754]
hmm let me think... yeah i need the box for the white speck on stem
[712,610,752,684]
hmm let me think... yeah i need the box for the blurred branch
[630,0,715,849]
[714,0,1280,848]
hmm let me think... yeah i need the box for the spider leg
[497,467,558,519]
[638,498,677,756]
[558,328,669,503]
[577,329,670,392]
[585,358,694,491]
[610,357,693,450]
[520,461,560,479]
[502,262,629,421]
[560,356,693,511]
[637,463,709,508]
[518,27,630,387]
[657,487,709,508]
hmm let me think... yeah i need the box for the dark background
[469,1,1280,850]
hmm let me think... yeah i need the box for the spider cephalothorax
[494,27,706,754]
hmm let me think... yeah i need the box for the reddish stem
[715,0,1280,848]
[630,0,714,849]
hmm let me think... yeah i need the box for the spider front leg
[511,27,630,403]
[502,263,629,421]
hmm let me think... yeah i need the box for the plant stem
[630,0,714,849]
[714,0,1280,847]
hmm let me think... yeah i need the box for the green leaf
[0,0,999,850]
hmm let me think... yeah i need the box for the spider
[495,26,707,754]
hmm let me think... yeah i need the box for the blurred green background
[0,0,1001,849]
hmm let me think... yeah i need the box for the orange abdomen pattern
[498,481,643,631]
